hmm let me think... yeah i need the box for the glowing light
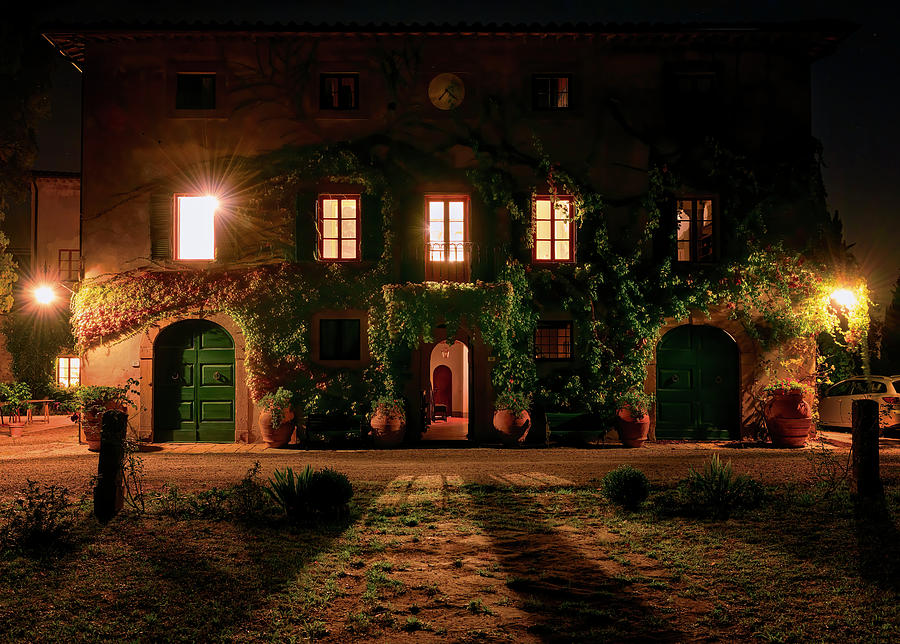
[177,195,218,260]
[34,285,56,305]
[830,288,857,310]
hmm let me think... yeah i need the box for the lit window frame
[532,195,576,264]
[56,355,81,388]
[425,195,470,264]
[534,321,574,360]
[174,194,218,262]
[532,74,572,111]
[317,194,361,262]
[319,73,360,111]
[675,195,717,263]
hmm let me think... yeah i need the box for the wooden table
[26,399,53,423]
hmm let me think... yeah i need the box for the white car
[818,376,900,430]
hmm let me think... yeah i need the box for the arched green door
[154,320,235,442]
[656,325,739,440]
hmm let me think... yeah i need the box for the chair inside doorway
[423,341,469,441]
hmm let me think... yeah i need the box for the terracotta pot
[83,403,127,452]
[370,410,406,447]
[8,421,25,438]
[259,407,295,448]
[765,389,811,448]
[493,410,531,446]
[616,408,650,448]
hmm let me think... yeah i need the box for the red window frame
[532,195,576,263]
[675,195,717,263]
[58,248,80,282]
[56,355,81,388]
[425,195,470,261]
[318,194,361,262]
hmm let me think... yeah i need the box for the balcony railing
[425,241,472,282]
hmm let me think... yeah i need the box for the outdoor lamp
[33,282,74,306]
[830,288,857,311]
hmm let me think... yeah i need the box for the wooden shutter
[295,191,318,261]
[360,192,383,262]
[149,193,173,260]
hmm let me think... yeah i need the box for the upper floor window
[676,197,715,262]
[535,322,573,360]
[426,196,470,281]
[319,318,361,361]
[320,74,359,110]
[56,355,80,387]
[533,196,575,262]
[58,249,80,282]
[533,75,571,110]
[175,195,218,261]
[318,195,360,261]
[674,70,716,99]
[175,73,216,110]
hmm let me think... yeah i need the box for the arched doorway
[656,324,739,440]
[154,320,235,442]
[423,340,470,441]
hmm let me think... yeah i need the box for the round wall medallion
[428,73,465,110]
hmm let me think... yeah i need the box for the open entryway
[422,340,470,441]
[153,319,236,442]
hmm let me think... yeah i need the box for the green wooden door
[154,320,235,442]
[656,325,738,440]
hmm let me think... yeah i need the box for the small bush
[0,481,76,552]
[682,454,764,519]
[266,465,315,521]
[308,468,353,516]
[228,461,271,519]
[266,465,353,522]
[602,465,651,509]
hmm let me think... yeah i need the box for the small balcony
[424,241,472,282]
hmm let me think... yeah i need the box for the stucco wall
[429,340,470,416]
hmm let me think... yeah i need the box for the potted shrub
[763,379,812,448]
[259,387,295,448]
[75,379,138,452]
[615,390,654,448]
[369,396,406,448]
[1,382,32,438]
[493,390,532,446]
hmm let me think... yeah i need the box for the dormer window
[175,195,218,261]
[533,196,575,263]
[676,197,716,262]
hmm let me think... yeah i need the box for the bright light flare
[34,285,56,305]
[830,288,858,310]
[176,195,218,260]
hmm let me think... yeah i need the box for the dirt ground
[2,417,899,498]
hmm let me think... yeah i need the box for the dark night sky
[32,1,900,309]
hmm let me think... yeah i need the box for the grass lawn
[1,464,899,642]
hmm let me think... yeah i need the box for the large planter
[765,388,811,448]
[259,407,295,448]
[370,411,406,447]
[493,410,531,446]
[616,409,650,448]
[8,419,25,438]
[83,403,127,452]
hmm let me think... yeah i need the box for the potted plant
[615,390,654,448]
[763,379,812,448]
[369,396,406,447]
[74,379,138,451]
[1,382,32,438]
[259,387,295,448]
[493,390,532,446]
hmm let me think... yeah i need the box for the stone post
[851,399,883,502]
[93,409,127,523]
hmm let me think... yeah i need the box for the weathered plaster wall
[430,340,470,416]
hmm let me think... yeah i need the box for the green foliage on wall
[1,306,74,397]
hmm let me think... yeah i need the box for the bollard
[851,399,884,502]
[94,409,127,523]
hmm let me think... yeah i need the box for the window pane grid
[534,75,572,110]
[56,356,80,387]
[534,197,574,262]
[58,248,80,281]
[319,195,360,261]
[535,323,573,360]
[676,198,714,262]
[426,198,468,264]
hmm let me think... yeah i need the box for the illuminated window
[58,249,80,282]
[533,196,575,262]
[533,75,571,110]
[320,74,359,110]
[175,195,218,261]
[535,322,573,360]
[676,197,715,262]
[318,195,360,261]
[425,196,469,281]
[175,73,216,110]
[56,356,80,387]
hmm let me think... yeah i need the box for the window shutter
[295,191,318,261]
[149,193,172,260]
[360,192,383,262]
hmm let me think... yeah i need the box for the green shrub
[602,465,651,509]
[308,468,353,516]
[683,454,764,519]
[228,462,271,519]
[0,481,76,552]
